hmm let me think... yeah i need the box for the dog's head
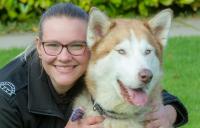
[85,8,173,113]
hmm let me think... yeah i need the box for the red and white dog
[73,8,173,128]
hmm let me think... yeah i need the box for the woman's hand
[65,107,104,128]
[65,115,104,128]
[145,103,177,128]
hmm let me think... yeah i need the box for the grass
[0,48,24,68]
[162,36,200,128]
[0,36,200,127]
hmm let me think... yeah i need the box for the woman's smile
[54,64,77,73]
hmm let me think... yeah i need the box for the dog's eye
[144,49,152,55]
[117,49,126,55]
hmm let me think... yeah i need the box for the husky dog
[73,8,173,128]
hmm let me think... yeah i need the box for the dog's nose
[138,69,153,84]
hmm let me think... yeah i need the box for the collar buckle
[93,102,105,115]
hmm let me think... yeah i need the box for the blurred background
[0,0,199,34]
[0,1,200,128]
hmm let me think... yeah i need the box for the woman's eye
[44,42,60,49]
[47,43,59,47]
[69,43,85,50]
[144,49,152,55]
[116,49,126,55]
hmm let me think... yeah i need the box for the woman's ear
[35,37,42,58]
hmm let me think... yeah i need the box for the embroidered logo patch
[0,82,16,96]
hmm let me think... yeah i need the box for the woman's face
[36,17,90,94]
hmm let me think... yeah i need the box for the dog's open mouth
[117,80,148,107]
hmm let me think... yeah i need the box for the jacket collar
[27,51,64,119]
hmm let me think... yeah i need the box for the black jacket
[0,51,188,128]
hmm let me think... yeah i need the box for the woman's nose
[57,47,73,61]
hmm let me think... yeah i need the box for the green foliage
[176,0,195,5]
[139,1,148,16]
[0,0,199,22]
[0,19,38,35]
[191,0,200,11]
[0,0,53,22]
[160,0,173,6]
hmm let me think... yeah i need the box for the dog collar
[91,97,130,119]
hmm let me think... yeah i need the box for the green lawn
[163,36,200,128]
[0,36,200,127]
[0,48,24,68]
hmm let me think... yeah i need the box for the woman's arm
[162,90,188,127]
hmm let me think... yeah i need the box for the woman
[0,3,187,128]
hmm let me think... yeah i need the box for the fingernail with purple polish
[70,107,85,122]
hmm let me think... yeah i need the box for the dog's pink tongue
[127,89,148,106]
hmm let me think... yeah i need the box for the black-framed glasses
[41,40,87,56]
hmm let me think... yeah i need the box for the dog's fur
[73,8,173,128]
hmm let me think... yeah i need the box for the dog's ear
[148,9,173,47]
[87,7,111,48]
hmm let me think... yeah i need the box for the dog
[73,8,173,128]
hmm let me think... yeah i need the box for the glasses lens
[68,42,86,55]
[43,42,62,56]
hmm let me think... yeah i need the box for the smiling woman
[0,3,101,128]
[35,16,90,94]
